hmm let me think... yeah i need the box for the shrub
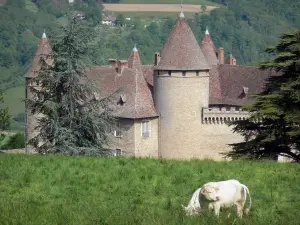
[1,132,25,149]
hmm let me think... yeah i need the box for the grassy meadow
[1,154,300,225]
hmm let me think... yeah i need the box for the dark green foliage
[72,0,103,26]
[1,132,25,149]
[116,14,126,26]
[226,30,300,162]
[190,0,300,65]
[0,91,10,131]
[27,18,116,156]
[1,155,300,225]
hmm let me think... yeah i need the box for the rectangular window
[114,120,122,138]
[113,149,122,156]
[141,120,151,138]
[114,130,122,138]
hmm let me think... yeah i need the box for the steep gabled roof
[155,17,209,71]
[87,66,158,119]
[200,29,218,67]
[26,32,53,78]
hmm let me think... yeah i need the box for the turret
[25,32,52,153]
[153,6,210,159]
[128,44,142,71]
[200,28,218,67]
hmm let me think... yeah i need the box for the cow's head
[200,184,220,201]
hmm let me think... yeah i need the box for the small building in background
[102,16,116,26]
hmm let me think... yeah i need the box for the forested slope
[0,0,299,130]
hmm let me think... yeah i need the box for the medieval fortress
[25,11,274,160]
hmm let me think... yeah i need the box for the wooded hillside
[0,0,299,130]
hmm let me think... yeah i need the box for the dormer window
[117,94,126,106]
[238,86,249,99]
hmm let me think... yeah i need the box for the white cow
[182,179,252,218]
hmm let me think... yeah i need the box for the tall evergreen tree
[225,30,300,162]
[27,18,116,155]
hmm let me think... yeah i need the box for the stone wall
[134,118,159,157]
[154,70,211,159]
[108,118,135,156]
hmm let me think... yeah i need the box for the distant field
[103,4,218,13]
[119,0,218,5]
[119,11,197,19]
[1,155,300,225]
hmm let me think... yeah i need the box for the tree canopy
[0,91,11,131]
[225,29,300,162]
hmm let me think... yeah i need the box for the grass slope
[3,86,25,117]
[1,155,300,225]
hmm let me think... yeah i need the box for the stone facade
[108,118,158,157]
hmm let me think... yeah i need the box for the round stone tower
[153,12,210,159]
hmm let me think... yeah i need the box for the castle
[25,10,274,160]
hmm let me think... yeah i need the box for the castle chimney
[117,60,128,74]
[154,52,160,66]
[226,54,237,65]
[109,59,117,68]
[218,48,224,65]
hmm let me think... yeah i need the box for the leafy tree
[0,91,10,149]
[226,30,300,162]
[27,18,116,155]
[116,14,125,27]
[201,5,207,12]
[0,91,10,131]
[1,132,25,149]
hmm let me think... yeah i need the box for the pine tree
[225,30,300,162]
[27,18,116,155]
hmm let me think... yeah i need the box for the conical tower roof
[200,29,218,67]
[128,44,142,72]
[26,32,53,78]
[155,17,209,71]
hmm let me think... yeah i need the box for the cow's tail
[241,184,252,215]
[181,187,202,216]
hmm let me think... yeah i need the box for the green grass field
[1,155,300,225]
[119,0,219,6]
[25,0,38,13]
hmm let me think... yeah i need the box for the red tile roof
[155,18,209,71]
[87,66,158,119]
[142,65,154,87]
[200,32,218,67]
[209,64,277,106]
[26,33,53,78]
